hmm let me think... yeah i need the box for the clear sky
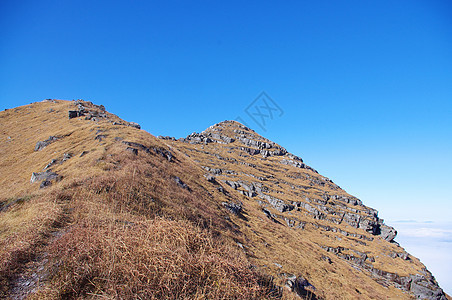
[1,0,451,293]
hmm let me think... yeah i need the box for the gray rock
[129,122,141,129]
[68,110,79,119]
[30,170,59,184]
[62,153,72,162]
[174,176,190,191]
[262,208,280,223]
[379,224,397,242]
[44,159,58,170]
[260,194,294,213]
[122,141,173,162]
[410,274,447,300]
[34,136,58,151]
[222,201,242,215]
[286,275,317,299]
[205,174,216,183]
[157,136,176,141]
[40,180,52,188]
[321,255,333,264]
[280,159,306,169]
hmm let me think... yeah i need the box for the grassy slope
[0,100,443,299]
[0,100,276,299]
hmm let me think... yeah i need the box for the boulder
[379,224,397,242]
[286,275,317,299]
[68,110,78,119]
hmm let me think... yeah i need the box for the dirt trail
[8,208,71,299]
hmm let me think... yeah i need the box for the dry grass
[39,218,270,299]
[0,100,435,299]
[0,193,61,297]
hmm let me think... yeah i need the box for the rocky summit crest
[0,100,448,299]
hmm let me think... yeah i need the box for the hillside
[0,99,448,299]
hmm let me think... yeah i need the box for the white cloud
[400,227,452,239]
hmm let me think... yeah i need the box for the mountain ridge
[0,99,448,299]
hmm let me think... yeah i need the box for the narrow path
[8,207,72,299]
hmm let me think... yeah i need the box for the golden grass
[0,100,432,299]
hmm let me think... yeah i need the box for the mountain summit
[0,100,447,299]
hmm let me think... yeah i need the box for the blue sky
[1,0,451,293]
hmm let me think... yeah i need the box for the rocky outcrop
[128,122,141,129]
[122,141,173,162]
[285,275,318,299]
[222,201,243,215]
[157,136,176,141]
[30,170,60,188]
[173,176,190,191]
[157,119,445,298]
[34,136,59,151]
[379,224,397,242]
[320,245,446,299]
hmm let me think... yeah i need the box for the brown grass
[0,193,61,297]
[0,100,435,299]
[40,218,270,299]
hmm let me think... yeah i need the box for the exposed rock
[34,136,58,151]
[95,134,106,142]
[321,255,333,264]
[30,170,60,189]
[223,180,239,190]
[157,136,176,141]
[153,147,173,162]
[286,275,317,299]
[183,132,213,144]
[129,122,141,129]
[126,147,138,155]
[44,159,58,170]
[62,153,72,162]
[222,201,242,215]
[68,110,79,119]
[40,180,52,188]
[262,208,280,224]
[379,224,397,242]
[173,176,190,191]
[0,198,27,212]
[205,174,217,183]
[280,159,306,169]
[409,273,447,300]
[390,252,410,260]
[122,141,173,162]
